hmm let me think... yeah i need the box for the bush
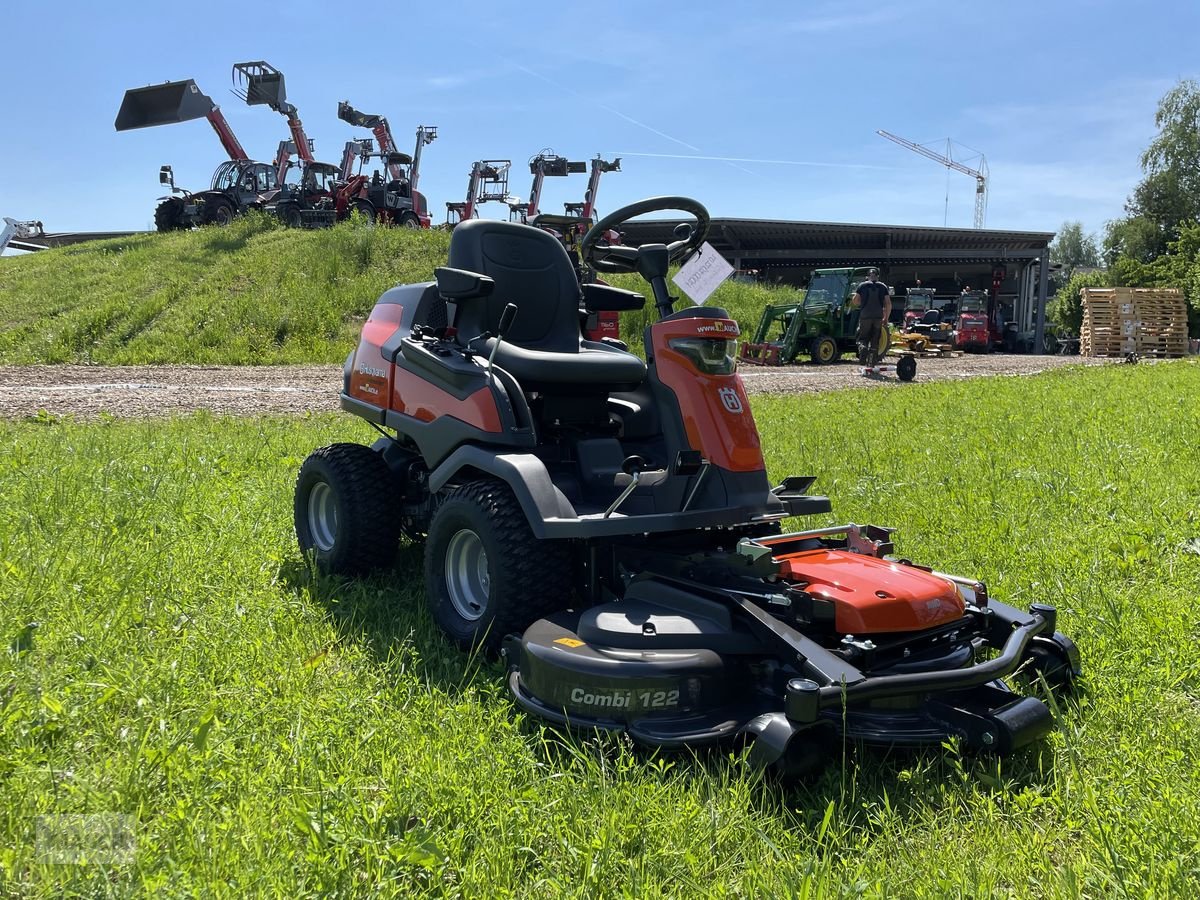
[1049,269,1109,335]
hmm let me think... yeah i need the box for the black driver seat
[447,219,646,388]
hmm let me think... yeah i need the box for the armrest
[435,266,495,302]
[582,282,645,312]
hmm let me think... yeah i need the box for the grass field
[2,361,1199,896]
[0,218,797,365]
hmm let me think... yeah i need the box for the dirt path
[0,356,1110,420]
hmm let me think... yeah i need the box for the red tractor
[902,286,938,331]
[953,290,993,352]
[228,61,363,229]
[337,102,438,228]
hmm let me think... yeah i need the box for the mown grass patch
[0,221,794,365]
[1,363,1199,896]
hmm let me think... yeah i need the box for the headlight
[668,337,738,375]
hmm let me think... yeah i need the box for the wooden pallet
[1080,287,1188,358]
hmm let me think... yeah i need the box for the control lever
[486,303,518,390]
[604,455,646,518]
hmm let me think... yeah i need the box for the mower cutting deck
[294,195,1081,777]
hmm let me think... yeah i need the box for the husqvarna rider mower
[295,197,1080,775]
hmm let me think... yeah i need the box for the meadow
[2,361,1199,897]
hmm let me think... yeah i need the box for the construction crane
[877,130,988,229]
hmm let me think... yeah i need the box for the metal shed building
[620,218,1056,351]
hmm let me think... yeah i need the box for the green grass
[2,361,1199,896]
[0,220,796,364]
[0,215,451,365]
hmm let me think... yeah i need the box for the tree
[1126,79,1200,241]
[1103,215,1165,267]
[1050,221,1100,275]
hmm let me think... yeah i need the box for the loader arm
[337,101,405,182]
[462,164,482,221]
[205,108,249,161]
[409,126,437,194]
[579,155,620,220]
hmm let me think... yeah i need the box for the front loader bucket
[115,80,214,131]
[232,61,289,113]
[337,101,383,130]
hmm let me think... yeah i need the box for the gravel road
[0,355,1110,420]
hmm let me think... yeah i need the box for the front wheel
[398,212,420,229]
[425,480,572,651]
[352,199,376,225]
[277,203,303,228]
[154,198,186,232]
[809,336,839,365]
[896,355,917,382]
[294,443,401,575]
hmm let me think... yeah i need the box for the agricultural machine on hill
[564,155,621,221]
[740,267,895,369]
[292,195,1080,778]
[115,77,279,230]
[232,60,361,228]
[504,152,622,341]
[1,218,44,254]
[446,161,512,226]
[507,152,586,224]
[337,101,438,228]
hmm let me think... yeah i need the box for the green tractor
[740,266,891,365]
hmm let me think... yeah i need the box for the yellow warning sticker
[554,638,585,648]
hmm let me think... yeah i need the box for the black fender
[428,446,576,538]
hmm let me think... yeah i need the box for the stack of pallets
[1079,288,1188,358]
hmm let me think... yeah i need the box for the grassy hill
[0,216,799,365]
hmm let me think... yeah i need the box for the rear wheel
[294,443,401,575]
[203,198,235,227]
[809,336,839,364]
[398,212,420,229]
[877,326,892,360]
[154,198,185,232]
[425,479,572,651]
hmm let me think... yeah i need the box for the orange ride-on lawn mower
[295,196,1080,777]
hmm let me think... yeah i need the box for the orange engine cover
[778,549,964,634]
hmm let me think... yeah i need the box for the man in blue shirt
[852,267,892,366]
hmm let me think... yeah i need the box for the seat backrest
[922,309,941,325]
[447,219,583,353]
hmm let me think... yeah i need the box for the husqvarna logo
[719,387,743,414]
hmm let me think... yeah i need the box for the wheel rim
[445,528,490,622]
[819,341,834,362]
[307,481,338,552]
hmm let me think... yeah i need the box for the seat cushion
[486,339,647,386]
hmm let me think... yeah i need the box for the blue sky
[2,0,1197,240]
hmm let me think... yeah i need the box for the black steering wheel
[579,195,710,275]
